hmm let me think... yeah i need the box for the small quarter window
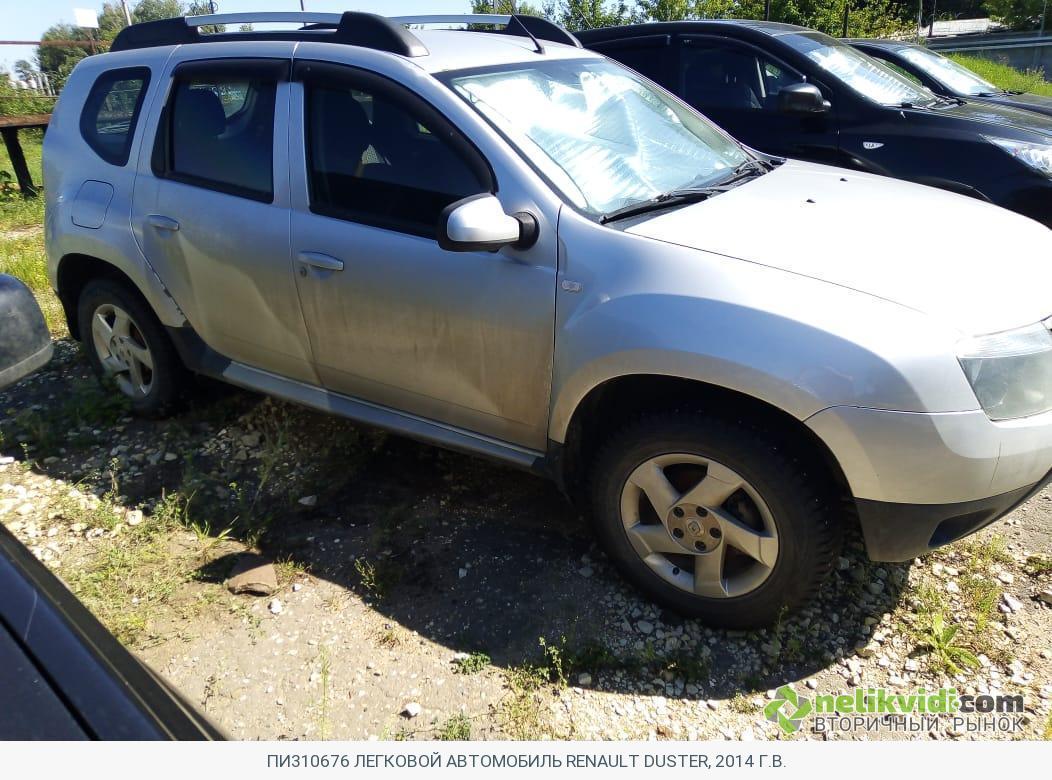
[79,67,150,166]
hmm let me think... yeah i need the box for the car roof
[577,19,811,40]
[410,29,600,73]
[848,39,920,51]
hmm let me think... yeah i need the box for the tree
[542,0,635,29]
[36,23,95,87]
[635,0,704,20]
[984,0,1050,30]
[470,0,545,13]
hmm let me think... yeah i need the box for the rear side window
[79,68,150,166]
[155,70,277,202]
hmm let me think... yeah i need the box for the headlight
[958,321,1052,420]
[984,136,1052,177]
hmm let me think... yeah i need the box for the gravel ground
[2,340,1050,741]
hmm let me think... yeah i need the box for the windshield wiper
[599,186,728,224]
[599,158,775,225]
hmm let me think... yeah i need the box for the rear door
[131,50,315,383]
[673,35,840,162]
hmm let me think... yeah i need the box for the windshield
[444,59,749,216]
[782,32,936,106]
[897,47,999,96]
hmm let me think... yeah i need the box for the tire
[77,279,184,418]
[588,410,841,628]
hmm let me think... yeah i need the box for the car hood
[625,160,1052,336]
[989,92,1052,119]
[940,99,1052,139]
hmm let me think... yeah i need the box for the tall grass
[947,54,1052,97]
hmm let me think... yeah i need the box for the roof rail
[392,14,582,48]
[110,11,429,56]
[108,11,580,55]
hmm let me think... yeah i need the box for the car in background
[0,274,51,390]
[851,39,1052,119]
[578,20,1052,227]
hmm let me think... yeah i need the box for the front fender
[548,214,977,444]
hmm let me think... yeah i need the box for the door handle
[297,251,344,272]
[147,214,180,231]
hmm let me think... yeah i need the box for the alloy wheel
[619,453,779,599]
[90,303,154,400]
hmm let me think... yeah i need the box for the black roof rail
[111,11,429,57]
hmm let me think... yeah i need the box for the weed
[352,555,401,600]
[1025,555,1052,576]
[453,652,491,675]
[729,693,755,714]
[437,713,472,741]
[916,612,979,675]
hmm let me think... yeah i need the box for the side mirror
[0,274,52,390]
[778,83,831,115]
[438,194,536,253]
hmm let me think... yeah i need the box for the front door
[131,54,315,383]
[674,36,840,164]
[288,63,557,449]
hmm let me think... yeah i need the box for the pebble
[637,620,654,635]
[578,673,592,686]
[268,599,283,615]
[126,509,143,526]
[402,702,422,718]
[298,495,318,507]
[1000,594,1024,614]
[1039,589,1052,606]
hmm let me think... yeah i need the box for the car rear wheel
[588,411,840,628]
[78,279,183,417]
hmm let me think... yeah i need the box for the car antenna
[509,14,545,55]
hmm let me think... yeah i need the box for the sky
[1,0,477,72]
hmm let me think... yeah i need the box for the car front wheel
[589,411,841,628]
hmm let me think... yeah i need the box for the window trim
[295,59,496,238]
[151,58,287,204]
[79,67,151,167]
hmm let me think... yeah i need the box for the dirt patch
[2,340,1050,741]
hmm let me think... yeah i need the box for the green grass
[453,651,491,675]
[0,129,44,203]
[437,713,472,741]
[947,54,1052,97]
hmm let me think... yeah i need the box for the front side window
[444,59,748,217]
[305,81,488,235]
[896,47,999,97]
[782,32,936,107]
[165,75,276,200]
[80,68,150,166]
[680,40,801,112]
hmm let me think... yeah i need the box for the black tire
[77,279,184,418]
[588,410,841,628]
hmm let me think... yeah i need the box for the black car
[851,39,1052,119]
[0,276,217,739]
[577,21,1052,227]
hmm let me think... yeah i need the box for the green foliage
[471,0,545,14]
[984,0,1050,31]
[917,612,980,675]
[948,54,1052,96]
[453,651,492,674]
[437,713,472,740]
[543,0,636,29]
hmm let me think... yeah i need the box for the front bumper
[807,405,1052,560]
[855,470,1051,562]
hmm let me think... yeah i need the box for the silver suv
[44,11,1052,627]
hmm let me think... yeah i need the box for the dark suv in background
[851,39,1052,119]
[579,20,1052,227]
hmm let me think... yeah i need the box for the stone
[1000,594,1024,614]
[1039,589,1052,606]
[637,620,654,635]
[268,598,283,615]
[298,495,318,507]
[227,554,279,596]
[577,673,592,686]
[402,702,422,718]
[125,509,144,526]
